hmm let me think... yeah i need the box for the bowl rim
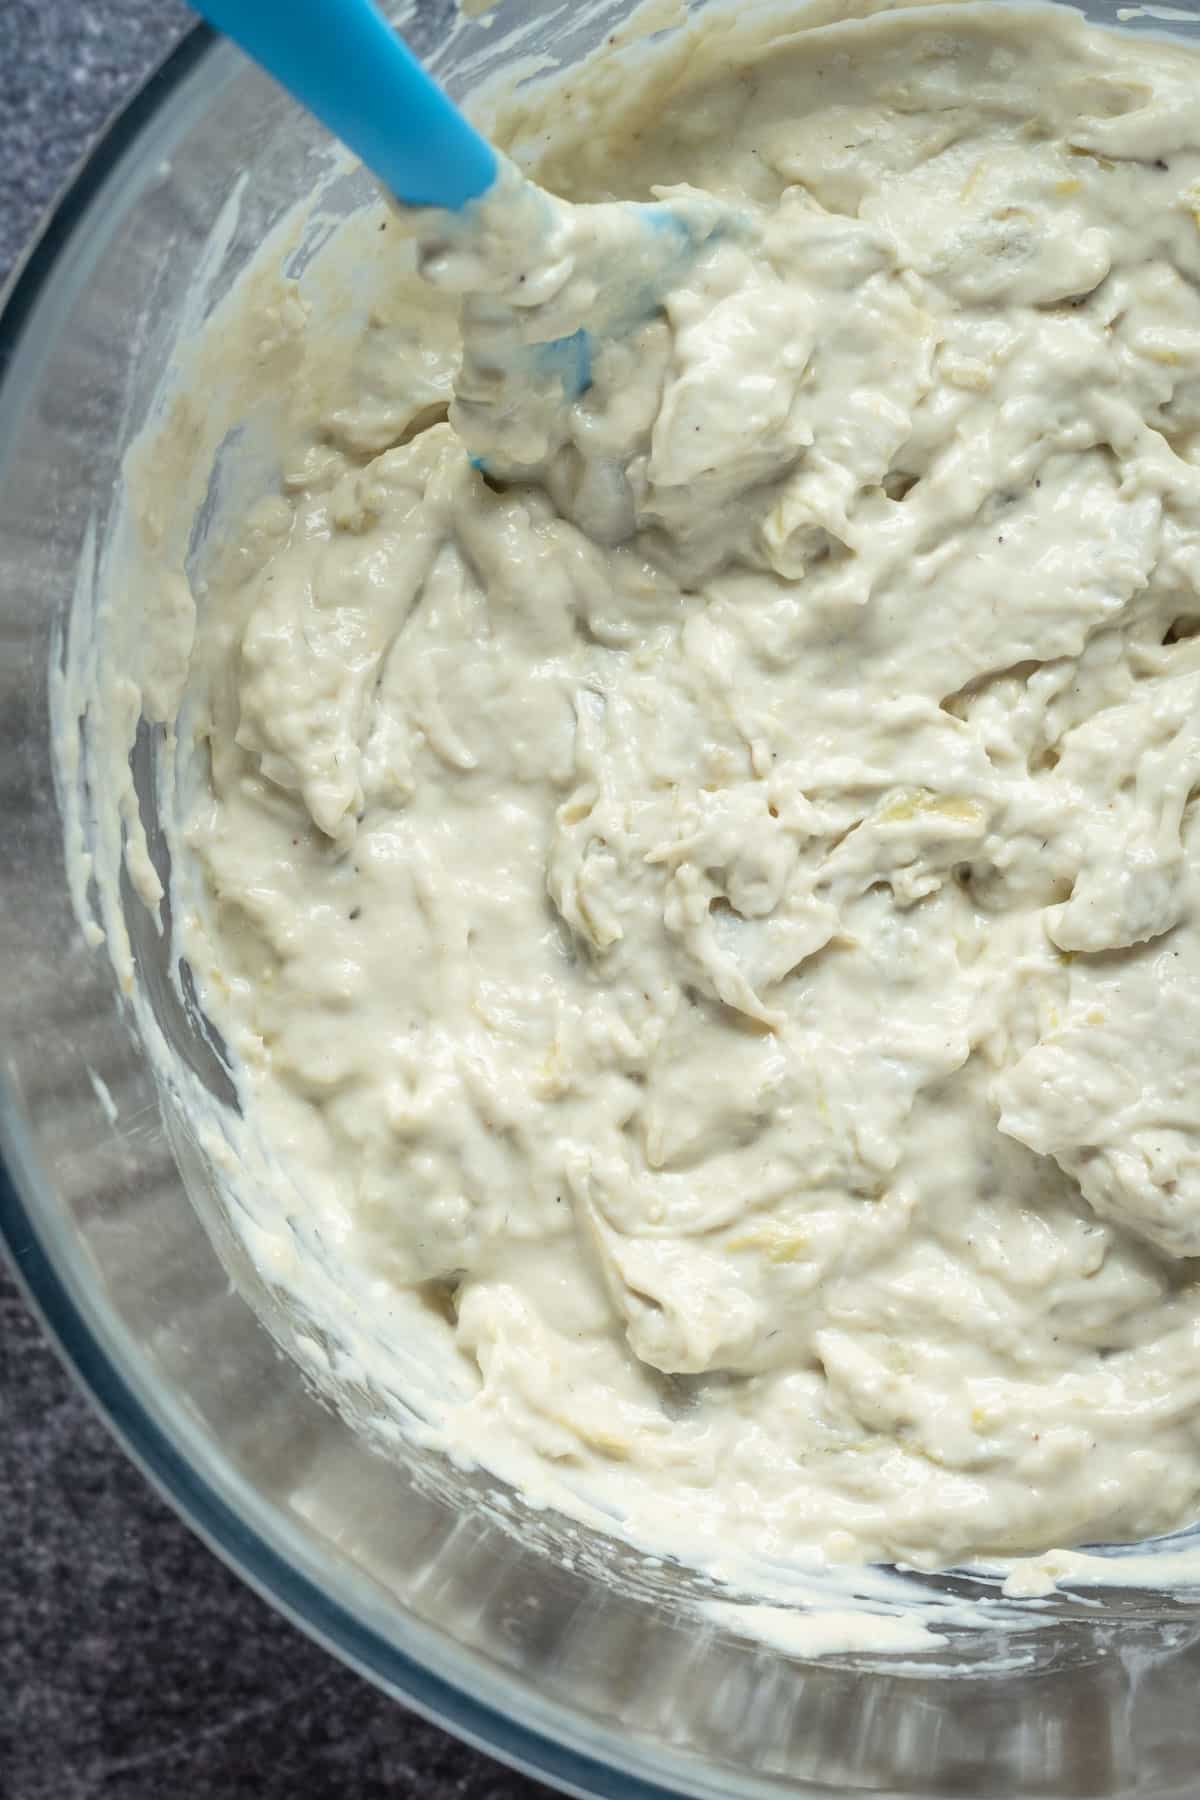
[0,27,696,1799]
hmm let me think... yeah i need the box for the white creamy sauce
[82,0,1200,1589]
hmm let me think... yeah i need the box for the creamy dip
[120,0,1200,1574]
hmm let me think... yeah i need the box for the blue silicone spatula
[194,0,499,210]
[190,0,735,462]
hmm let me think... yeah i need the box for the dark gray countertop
[0,7,549,1796]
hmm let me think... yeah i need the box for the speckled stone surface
[0,7,550,1796]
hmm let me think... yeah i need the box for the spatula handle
[194,0,498,208]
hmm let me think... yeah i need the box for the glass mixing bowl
[6,1,1200,1793]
